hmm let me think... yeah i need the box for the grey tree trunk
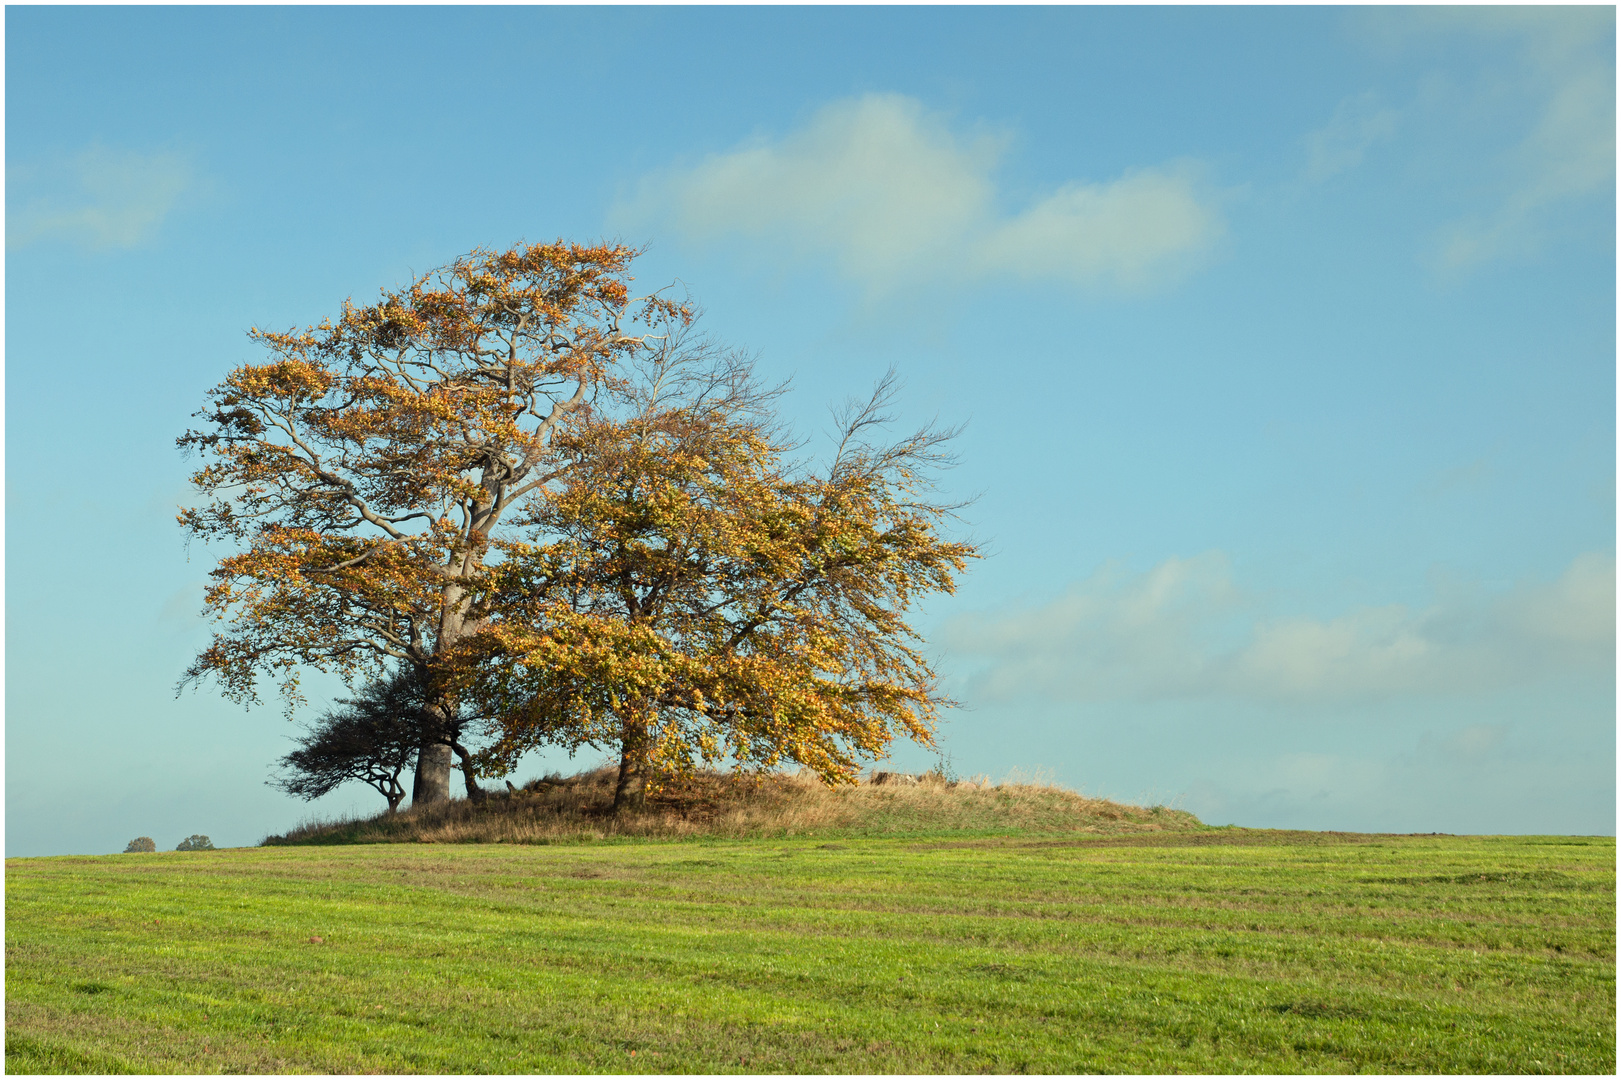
[412,742,454,806]
[413,574,476,806]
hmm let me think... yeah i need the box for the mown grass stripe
[7,832,1612,1073]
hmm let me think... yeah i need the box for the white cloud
[8,144,193,250]
[618,94,1224,292]
[1303,92,1399,182]
[944,551,1615,705]
[979,165,1219,287]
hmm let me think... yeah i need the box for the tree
[466,350,977,810]
[175,835,215,851]
[178,242,690,804]
[272,669,425,812]
[273,665,491,811]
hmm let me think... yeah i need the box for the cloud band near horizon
[943,550,1615,706]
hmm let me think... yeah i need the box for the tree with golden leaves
[466,350,977,810]
[178,242,690,804]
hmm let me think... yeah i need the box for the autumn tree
[466,350,977,811]
[179,242,690,804]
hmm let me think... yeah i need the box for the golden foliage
[178,242,689,710]
[181,240,975,805]
[464,352,977,796]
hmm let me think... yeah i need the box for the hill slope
[264,767,1202,846]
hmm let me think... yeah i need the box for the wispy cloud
[943,551,1615,705]
[617,94,1224,293]
[1408,8,1614,268]
[1302,92,1399,182]
[8,143,193,250]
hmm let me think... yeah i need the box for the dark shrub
[272,669,428,813]
[123,837,156,853]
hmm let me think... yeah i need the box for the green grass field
[6,831,1613,1074]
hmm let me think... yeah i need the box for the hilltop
[263,767,1201,846]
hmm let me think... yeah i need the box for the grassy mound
[263,767,1201,845]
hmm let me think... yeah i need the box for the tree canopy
[178,241,690,803]
[465,350,976,809]
[183,241,975,812]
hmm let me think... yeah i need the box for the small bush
[175,834,214,852]
[122,837,156,854]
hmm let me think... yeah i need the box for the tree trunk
[412,741,454,806]
[612,719,649,812]
[613,753,646,811]
[416,577,474,807]
[450,739,487,804]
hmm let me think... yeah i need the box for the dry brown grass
[262,767,1203,846]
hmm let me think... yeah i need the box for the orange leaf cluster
[178,242,688,719]
[463,354,976,801]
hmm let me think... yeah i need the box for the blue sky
[6,6,1614,856]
